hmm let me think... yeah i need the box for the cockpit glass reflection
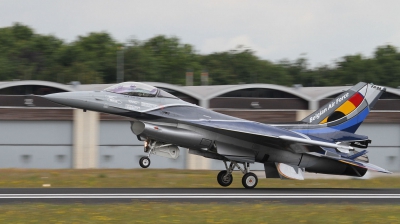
[104,82,158,97]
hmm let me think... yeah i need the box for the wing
[187,120,352,153]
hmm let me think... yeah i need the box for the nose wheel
[139,157,151,168]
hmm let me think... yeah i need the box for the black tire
[242,172,258,189]
[139,157,151,168]
[217,170,233,187]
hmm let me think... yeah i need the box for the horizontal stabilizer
[339,158,391,174]
[344,150,368,160]
[322,156,392,174]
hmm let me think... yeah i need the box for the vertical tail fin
[302,82,385,133]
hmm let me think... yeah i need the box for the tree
[141,35,200,85]
[1,23,400,87]
[56,32,118,84]
[0,23,63,81]
[373,45,400,87]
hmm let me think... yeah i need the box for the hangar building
[0,80,399,172]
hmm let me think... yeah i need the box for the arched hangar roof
[310,85,400,101]
[0,80,76,92]
[385,87,400,97]
[185,83,313,101]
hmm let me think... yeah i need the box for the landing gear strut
[217,160,258,189]
[139,140,154,169]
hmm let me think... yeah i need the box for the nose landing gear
[139,139,153,169]
[139,139,180,168]
[217,160,258,189]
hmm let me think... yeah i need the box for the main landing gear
[217,161,258,189]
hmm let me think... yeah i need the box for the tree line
[1,23,400,87]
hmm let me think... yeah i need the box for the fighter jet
[43,82,390,188]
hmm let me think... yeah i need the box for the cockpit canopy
[104,82,178,99]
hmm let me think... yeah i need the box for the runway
[0,188,399,204]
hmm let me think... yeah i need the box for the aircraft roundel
[320,92,364,124]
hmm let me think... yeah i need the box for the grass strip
[0,203,399,223]
[0,169,398,188]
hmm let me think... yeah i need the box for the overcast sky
[1,0,400,67]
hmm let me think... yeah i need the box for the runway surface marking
[1,194,400,199]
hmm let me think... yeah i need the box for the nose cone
[43,92,82,107]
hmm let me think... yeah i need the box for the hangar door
[0,120,73,168]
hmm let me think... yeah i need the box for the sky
[1,0,400,67]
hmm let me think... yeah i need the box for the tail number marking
[370,84,384,91]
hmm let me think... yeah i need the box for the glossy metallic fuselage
[44,90,365,177]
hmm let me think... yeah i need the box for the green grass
[0,203,399,223]
[0,169,398,223]
[0,168,398,188]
